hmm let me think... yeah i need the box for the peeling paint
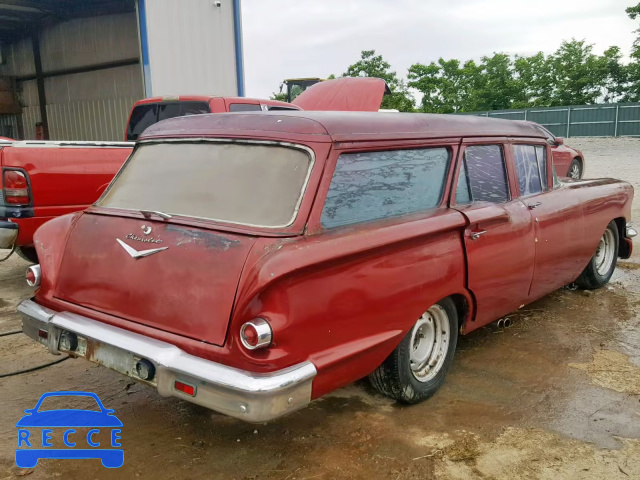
[165,225,242,251]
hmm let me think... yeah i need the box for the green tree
[600,46,628,103]
[408,55,515,113]
[626,2,640,56]
[270,91,288,102]
[473,53,519,110]
[408,58,478,113]
[548,39,607,106]
[624,3,640,101]
[513,52,554,107]
[343,50,415,111]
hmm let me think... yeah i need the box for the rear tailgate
[53,213,256,346]
[1,142,132,210]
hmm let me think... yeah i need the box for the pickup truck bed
[0,141,132,261]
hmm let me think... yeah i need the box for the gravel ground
[0,137,639,480]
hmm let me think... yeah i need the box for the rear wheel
[568,158,583,179]
[16,246,38,264]
[575,221,619,290]
[369,298,458,404]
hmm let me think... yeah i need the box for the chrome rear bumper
[0,220,18,249]
[18,299,317,423]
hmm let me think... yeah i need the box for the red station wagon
[19,112,635,422]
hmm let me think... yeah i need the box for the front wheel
[369,298,458,404]
[575,221,619,290]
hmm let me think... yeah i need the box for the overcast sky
[241,0,637,98]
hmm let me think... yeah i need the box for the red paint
[292,77,389,111]
[551,141,584,177]
[30,112,633,402]
[54,214,257,346]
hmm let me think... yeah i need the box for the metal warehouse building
[0,0,244,141]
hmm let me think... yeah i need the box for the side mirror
[554,137,564,146]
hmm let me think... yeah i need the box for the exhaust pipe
[496,317,513,329]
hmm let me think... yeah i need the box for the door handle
[528,202,542,209]
[469,230,487,240]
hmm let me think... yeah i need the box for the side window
[535,145,548,190]
[229,103,262,112]
[158,102,210,121]
[456,145,509,204]
[127,102,211,141]
[321,148,451,229]
[514,144,547,197]
[126,104,158,141]
[552,161,561,188]
[455,161,472,204]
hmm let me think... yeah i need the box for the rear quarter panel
[568,178,633,268]
[231,209,470,399]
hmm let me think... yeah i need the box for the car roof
[139,111,547,143]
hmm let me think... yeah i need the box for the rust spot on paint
[165,225,243,251]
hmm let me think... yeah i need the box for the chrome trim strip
[95,138,316,230]
[18,300,317,423]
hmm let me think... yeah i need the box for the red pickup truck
[0,96,300,262]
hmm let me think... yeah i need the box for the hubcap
[594,228,615,276]
[569,163,580,179]
[409,304,450,383]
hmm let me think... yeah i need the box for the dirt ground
[1,137,640,480]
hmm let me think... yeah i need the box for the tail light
[240,318,273,350]
[3,169,30,205]
[26,264,41,287]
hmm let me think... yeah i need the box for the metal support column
[614,104,619,137]
[31,32,49,140]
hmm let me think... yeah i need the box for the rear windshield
[98,142,314,228]
[126,101,211,141]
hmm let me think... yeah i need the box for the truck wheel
[16,247,38,264]
[575,221,619,290]
[369,298,458,404]
[568,158,582,179]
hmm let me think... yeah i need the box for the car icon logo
[15,391,124,468]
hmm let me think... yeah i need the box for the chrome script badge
[116,239,167,259]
